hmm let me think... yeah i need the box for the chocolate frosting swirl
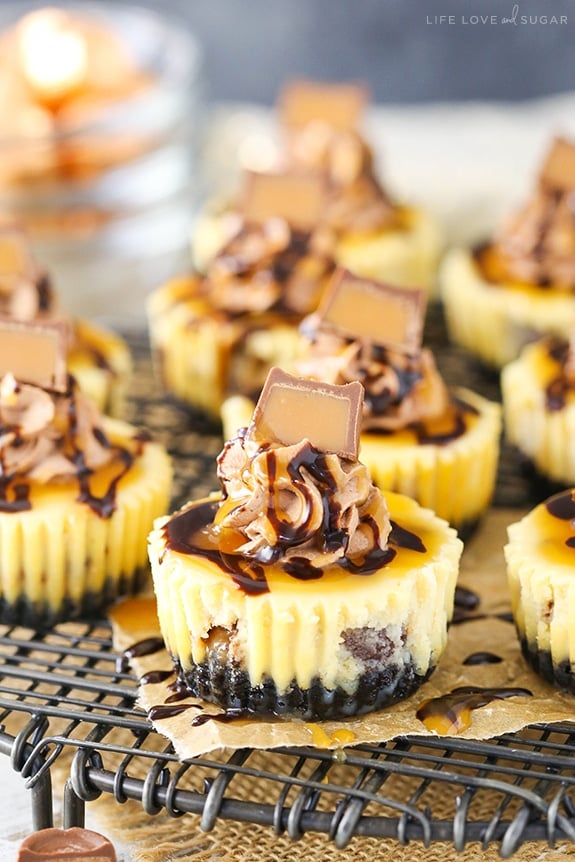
[206,219,335,317]
[298,326,450,432]
[493,187,575,288]
[286,128,398,234]
[215,427,391,570]
[0,372,113,483]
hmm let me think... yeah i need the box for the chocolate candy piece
[539,137,575,192]
[316,268,426,353]
[250,366,363,458]
[0,316,68,391]
[241,170,326,231]
[17,827,116,861]
[279,80,368,131]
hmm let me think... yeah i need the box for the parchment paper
[110,508,575,761]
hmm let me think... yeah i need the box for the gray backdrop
[149,0,574,104]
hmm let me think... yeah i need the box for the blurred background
[1,0,574,323]
[136,0,574,104]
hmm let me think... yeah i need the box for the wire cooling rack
[1,311,574,857]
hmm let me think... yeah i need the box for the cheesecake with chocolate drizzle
[148,368,462,720]
[0,224,131,416]
[502,326,575,485]
[224,269,501,531]
[192,80,442,297]
[148,171,335,416]
[0,319,171,628]
[505,490,575,694]
[441,137,575,368]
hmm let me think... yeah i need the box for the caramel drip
[414,397,478,445]
[417,686,532,734]
[165,500,269,595]
[76,446,133,519]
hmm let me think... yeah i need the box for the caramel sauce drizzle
[165,471,426,596]
[417,686,532,735]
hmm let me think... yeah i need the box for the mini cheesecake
[293,269,501,531]
[193,81,442,297]
[441,137,575,368]
[0,224,131,416]
[149,369,462,720]
[505,490,575,693]
[148,172,335,417]
[68,318,132,417]
[502,334,575,485]
[0,319,171,628]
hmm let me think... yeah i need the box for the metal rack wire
[1,311,575,857]
[2,621,575,856]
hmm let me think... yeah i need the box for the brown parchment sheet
[110,507,575,761]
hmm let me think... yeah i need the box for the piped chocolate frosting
[299,268,458,433]
[486,137,575,289]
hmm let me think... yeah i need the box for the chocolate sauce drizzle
[117,637,166,674]
[0,479,31,513]
[165,454,427,595]
[123,637,165,660]
[191,708,256,727]
[148,703,201,722]
[0,378,143,519]
[545,490,575,550]
[463,652,503,666]
[452,585,480,624]
[546,489,575,521]
[358,344,423,416]
[140,669,174,685]
[545,338,574,411]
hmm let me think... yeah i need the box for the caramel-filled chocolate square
[0,317,67,391]
[241,170,326,231]
[279,80,368,131]
[250,367,363,458]
[539,137,575,192]
[316,269,426,353]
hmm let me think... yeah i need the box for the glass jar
[0,2,203,327]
